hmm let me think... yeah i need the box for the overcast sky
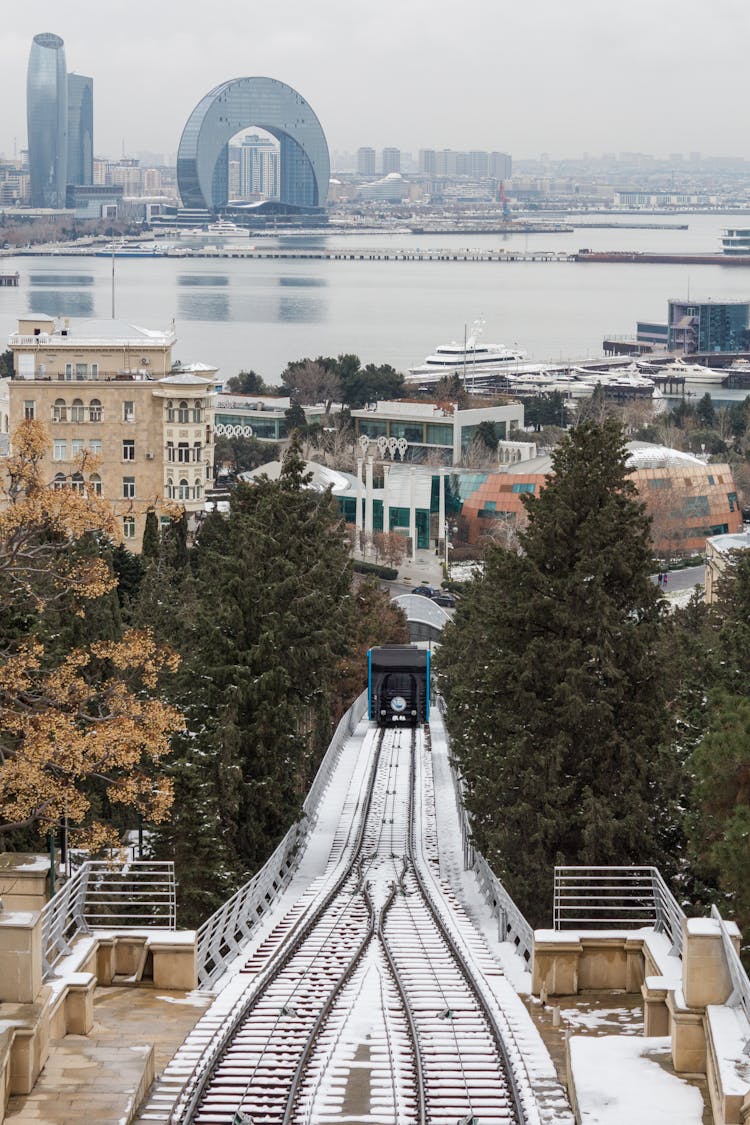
[3,0,749,163]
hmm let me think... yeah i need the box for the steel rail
[378,869,428,1125]
[174,728,387,1124]
[410,725,528,1125]
[281,883,377,1125]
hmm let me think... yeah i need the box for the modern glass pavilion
[177,77,329,214]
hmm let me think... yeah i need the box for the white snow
[706,1004,750,1097]
[569,1035,704,1123]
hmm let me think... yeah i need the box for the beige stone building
[7,316,217,548]
[704,527,750,602]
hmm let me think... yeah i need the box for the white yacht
[204,218,250,240]
[659,358,727,385]
[504,370,596,399]
[570,363,658,397]
[408,338,528,381]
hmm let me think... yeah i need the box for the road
[653,564,705,594]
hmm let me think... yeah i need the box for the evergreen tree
[436,419,679,926]
[142,507,160,562]
[150,454,353,921]
[284,401,307,433]
[684,553,750,933]
[111,543,145,614]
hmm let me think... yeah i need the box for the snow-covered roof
[707,530,750,555]
[238,459,352,495]
[625,442,706,469]
[158,372,214,386]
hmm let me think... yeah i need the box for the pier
[0,271,19,285]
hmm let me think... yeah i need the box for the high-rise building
[381,147,401,174]
[357,147,376,176]
[488,152,512,179]
[469,150,488,178]
[27,33,68,208]
[177,77,329,213]
[67,73,93,186]
[418,149,436,176]
[238,134,280,200]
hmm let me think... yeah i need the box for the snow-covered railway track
[172,725,534,1125]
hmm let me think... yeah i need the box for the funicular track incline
[173,725,533,1125]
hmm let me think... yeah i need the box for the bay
[1,213,749,386]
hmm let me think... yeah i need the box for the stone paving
[5,986,211,1125]
[524,991,713,1125]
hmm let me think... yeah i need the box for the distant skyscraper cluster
[356,146,511,180]
[26,32,93,208]
[418,150,512,179]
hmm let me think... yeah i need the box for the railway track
[169,725,536,1125]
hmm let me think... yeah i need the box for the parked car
[411,585,440,598]
[431,592,457,607]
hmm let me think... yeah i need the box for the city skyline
[2,0,749,165]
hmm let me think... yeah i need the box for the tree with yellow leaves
[0,420,183,847]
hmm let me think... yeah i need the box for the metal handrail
[438,695,534,963]
[41,864,91,976]
[554,866,686,955]
[40,859,176,978]
[710,905,750,1028]
[195,692,367,989]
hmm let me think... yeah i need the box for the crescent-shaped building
[177,77,329,215]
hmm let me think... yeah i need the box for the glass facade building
[668,299,750,354]
[67,74,93,186]
[27,33,68,208]
[177,77,329,213]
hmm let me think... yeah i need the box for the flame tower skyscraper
[27,33,68,208]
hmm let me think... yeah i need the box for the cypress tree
[437,419,679,927]
[142,507,160,561]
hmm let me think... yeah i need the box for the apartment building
[7,316,216,548]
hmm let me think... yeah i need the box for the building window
[194,481,202,500]
[89,398,102,422]
[52,472,67,490]
[89,438,102,455]
[72,438,84,458]
[75,363,87,379]
[193,401,203,423]
[91,363,98,378]
[122,439,135,461]
[23,400,35,420]
[166,400,175,422]
[166,441,175,462]
[70,398,85,423]
[53,439,67,461]
[166,478,174,499]
[123,400,135,423]
[178,477,189,500]
[123,516,136,540]
[177,400,189,424]
[177,442,190,463]
[728,492,738,512]
[122,476,135,499]
[89,473,102,496]
[511,483,535,494]
[64,363,72,379]
[70,472,85,494]
[193,441,202,462]
[53,398,67,422]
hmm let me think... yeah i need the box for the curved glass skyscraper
[27,33,68,208]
